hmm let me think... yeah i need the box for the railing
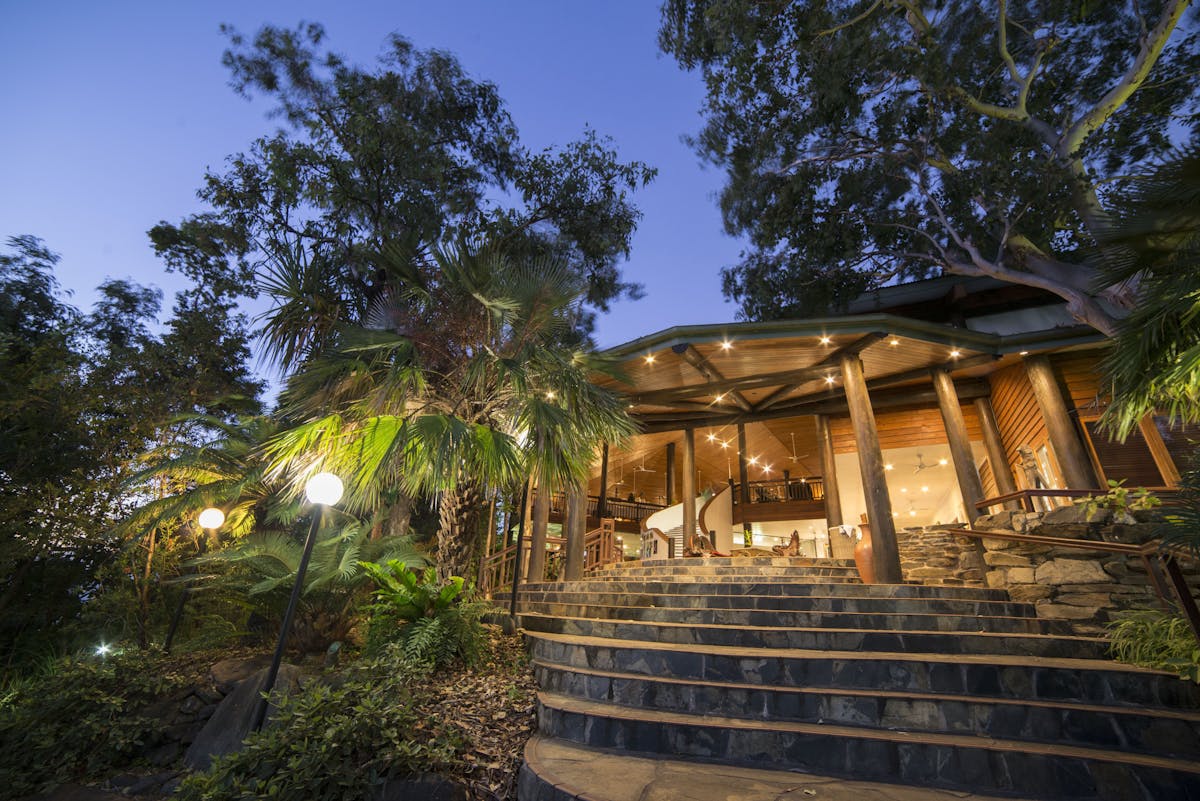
[640,527,674,560]
[975,488,1179,514]
[730,477,825,506]
[479,524,623,594]
[946,526,1200,646]
[583,519,623,574]
[545,492,666,521]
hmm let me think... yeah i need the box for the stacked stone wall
[897,526,985,587]
[972,507,1200,634]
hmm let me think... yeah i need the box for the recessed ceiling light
[884,463,894,471]
[819,336,832,345]
[900,487,908,493]
[1019,350,1029,356]
[707,433,717,442]
[938,458,948,466]
[950,349,961,358]
[720,340,733,351]
[889,338,900,346]
[909,510,917,516]
[748,456,759,465]
[644,354,656,364]
[921,486,929,493]
[825,375,836,384]
[714,393,725,403]
[720,441,729,449]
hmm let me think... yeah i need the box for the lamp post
[251,472,343,732]
[163,507,225,654]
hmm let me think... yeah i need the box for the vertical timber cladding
[989,363,1053,487]
[827,405,984,453]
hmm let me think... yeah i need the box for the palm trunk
[436,480,484,579]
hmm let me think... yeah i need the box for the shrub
[0,648,198,798]
[1108,609,1200,683]
[176,652,464,801]
[361,560,489,668]
[1075,479,1160,524]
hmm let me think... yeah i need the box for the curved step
[519,735,1041,801]
[530,579,1014,601]
[526,631,1200,710]
[598,556,859,569]
[532,660,1200,760]
[519,612,1110,659]
[516,599,1074,635]
[537,691,1200,800]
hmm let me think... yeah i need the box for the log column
[526,483,550,583]
[839,354,902,583]
[563,481,587,581]
[932,368,986,521]
[1024,355,1099,489]
[596,443,609,518]
[815,414,849,559]
[681,428,697,543]
[666,442,676,506]
[974,396,1020,506]
[737,423,752,547]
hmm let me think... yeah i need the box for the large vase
[853,529,875,585]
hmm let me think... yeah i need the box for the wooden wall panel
[1052,350,1109,422]
[828,404,982,454]
[989,362,1050,486]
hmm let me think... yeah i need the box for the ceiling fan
[911,453,947,474]
[634,456,656,473]
[787,433,810,463]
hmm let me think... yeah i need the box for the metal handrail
[945,526,1200,645]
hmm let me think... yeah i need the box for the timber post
[974,396,1020,509]
[932,368,986,521]
[665,441,676,506]
[737,423,752,546]
[840,354,903,583]
[596,443,609,518]
[681,428,697,545]
[815,414,842,528]
[1023,355,1099,489]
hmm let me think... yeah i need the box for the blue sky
[0,1,744,352]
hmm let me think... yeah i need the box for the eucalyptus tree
[266,242,636,579]
[660,1,1200,330]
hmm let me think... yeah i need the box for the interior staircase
[511,556,1200,801]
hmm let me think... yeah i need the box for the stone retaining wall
[897,526,986,587]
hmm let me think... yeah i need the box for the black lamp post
[250,472,343,732]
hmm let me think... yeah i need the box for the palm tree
[1098,142,1200,438]
[265,241,636,578]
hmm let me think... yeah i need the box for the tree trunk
[436,480,485,579]
[385,491,413,539]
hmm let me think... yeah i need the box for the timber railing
[729,476,825,506]
[945,525,1200,646]
[545,491,665,522]
[479,523,623,595]
[975,488,1180,514]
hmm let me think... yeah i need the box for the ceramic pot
[853,530,875,584]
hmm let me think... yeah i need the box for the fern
[1109,610,1200,683]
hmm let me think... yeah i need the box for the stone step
[519,613,1109,659]
[509,588,1041,618]
[527,579,1014,601]
[536,691,1200,800]
[519,735,1045,801]
[526,632,1200,710]
[579,573,867,583]
[532,661,1200,760]
[516,599,1076,635]
[586,564,862,578]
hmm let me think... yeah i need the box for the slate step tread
[538,691,1200,776]
[530,659,1200,724]
[520,735,1042,801]
[525,581,1014,600]
[520,612,1108,657]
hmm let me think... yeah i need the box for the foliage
[1074,479,1160,524]
[197,521,429,652]
[1153,454,1200,559]
[151,22,654,344]
[1097,143,1200,436]
[0,649,199,797]
[0,236,262,663]
[361,560,488,668]
[659,1,1199,331]
[1108,609,1200,683]
[266,241,637,578]
[176,650,465,801]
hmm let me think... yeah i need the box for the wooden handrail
[946,527,1200,645]
[975,488,1179,513]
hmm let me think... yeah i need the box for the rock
[209,655,272,689]
[905,566,955,579]
[981,537,1017,551]
[1036,602,1102,620]
[375,774,469,801]
[1056,592,1113,607]
[973,511,1017,531]
[184,664,303,772]
[1008,584,1053,603]
[1006,567,1036,584]
[1042,504,1110,526]
[985,570,1008,589]
[31,785,124,801]
[179,694,204,715]
[984,552,1032,567]
[1035,558,1109,585]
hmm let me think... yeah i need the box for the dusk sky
[1,1,744,357]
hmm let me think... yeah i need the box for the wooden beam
[1139,413,1182,488]
[681,429,696,545]
[754,332,887,412]
[679,344,753,411]
[975,397,1020,501]
[1024,355,1100,489]
[840,353,902,583]
[867,353,998,392]
[932,368,986,521]
[665,441,676,505]
[815,414,843,529]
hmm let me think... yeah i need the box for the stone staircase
[512,556,1200,801]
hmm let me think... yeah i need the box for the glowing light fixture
[938,458,948,466]
[921,486,929,493]
[950,349,962,358]
[819,336,832,345]
[707,433,717,442]
[545,390,556,400]
[748,456,759,465]
[644,354,656,364]
[909,510,917,516]
[305,472,344,506]
[95,643,112,657]
[720,340,733,351]
[825,375,836,384]
[714,393,725,403]
[198,507,225,530]
[900,487,908,493]
[1019,350,1029,356]
[884,463,894,471]
[720,440,729,450]
[889,338,900,346]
